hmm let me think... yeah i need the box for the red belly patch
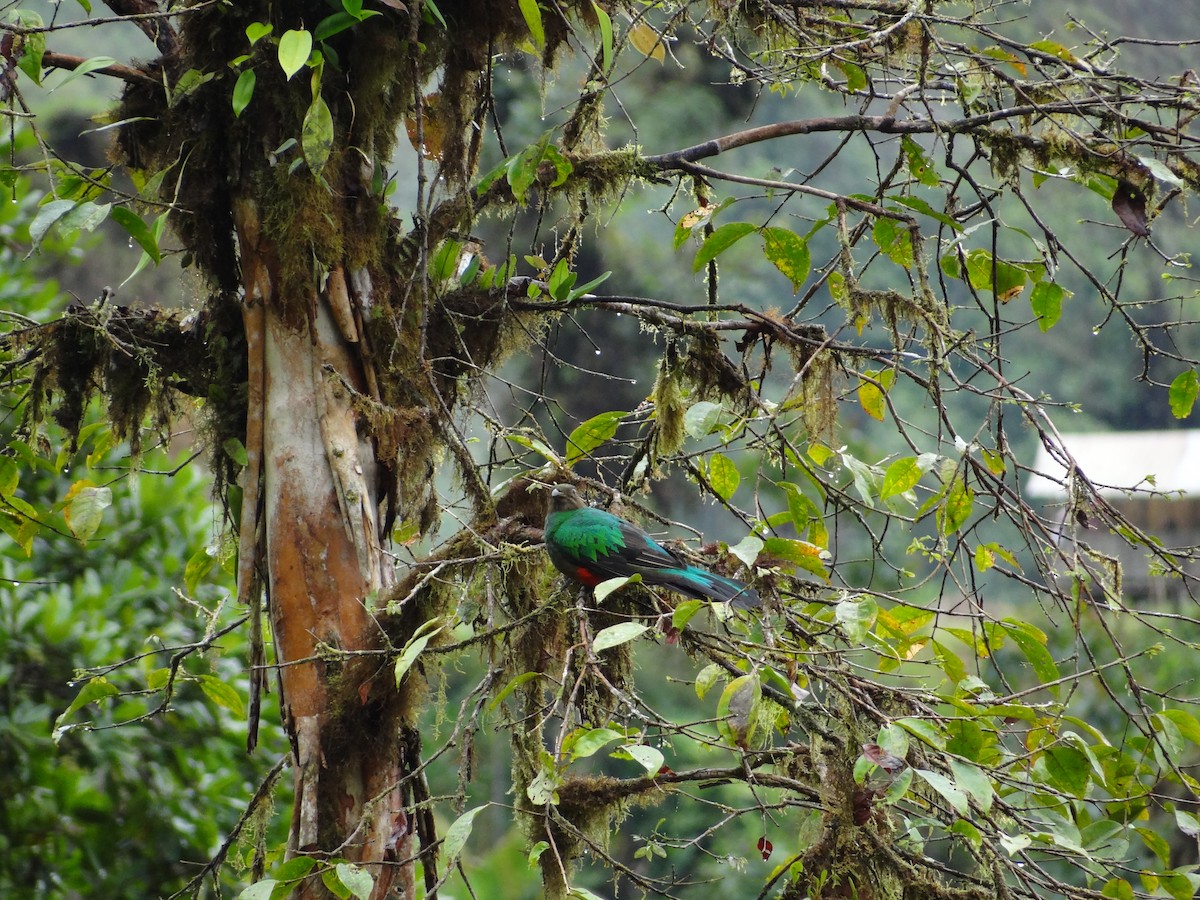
[574,566,603,587]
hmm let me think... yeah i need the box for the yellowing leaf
[761,226,811,292]
[716,674,761,748]
[277,29,313,81]
[857,378,887,421]
[628,22,665,62]
[302,96,334,175]
[708,452,740,500]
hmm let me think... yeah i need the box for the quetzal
[544,484,759,608]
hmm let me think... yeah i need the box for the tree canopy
[4,1,1200,899]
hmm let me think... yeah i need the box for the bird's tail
[669,567,760,609]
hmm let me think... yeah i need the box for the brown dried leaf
[1112,179,1150,236]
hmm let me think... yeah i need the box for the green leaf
[315,12,363,43]
[199,675,246,718]
[672,599,704,631]
[58,200,111,234]
[184,544,216,596]
[518,0,545,50]
[566,270,610,302]
[761,226,811,292]
[938,476,973,534]
[872,217,914,268]
[29,199,77,248]
[302,96,334,175]
[593,573,641,604]
[393,619,446,685]
[695,663,723,700]
[0,457,18,497]
[836,595,877,643]
[547,258,578,301]
[443,805,488,863]
[278,29,313,80]
[54,55,118,90]
[568,727,623,760]
[64,483,112,542]
[1042,745,1091,796]
[896,716,947,750]
[692,222,757,272]
[489,671,540,711]
[1001,619,1060,693]
[837,59,867,92]
[683,401,723,439]
[1136,824,1172,866]
[506,433,561,463]
[110,206,163,262]
[620,743,664,774]
[592,2,613,72]
[948,759,993,812]
[232,69,256,117]
[761,536,827,578]
[566,410,622,466]
[1029,39,1077,63]
[430,239,463,281]
[1030,281,1064,331]
[1161,708,1200,746]
[707,452,740,500]
[901,136,939,187]
[56,676,119,727]
[12,10,45,85]
[879,457,923,500]
[223,437,249,467]
[888,194,962,232]
[980,447,1006,475]
[883,767,915,805]
[246,22,273,45]
[238,882,278,900]
[1170,369,1199,419]
[914,768,970,816]
[1101,879,1134,900]
[778,481,819,534]
[728,534,763,568]
[592,622,649,652]
[963,248,1027,300]
[716,674,761,748]
[333,862,373,900]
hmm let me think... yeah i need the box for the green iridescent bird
[544,484,759,608]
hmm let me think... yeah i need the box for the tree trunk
[235,198,412,898]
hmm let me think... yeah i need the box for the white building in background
[1027,430,1200,604]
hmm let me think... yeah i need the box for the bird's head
[549,483,586,512]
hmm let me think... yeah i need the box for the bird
[543,483,759,609]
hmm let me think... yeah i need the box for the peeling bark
[234,193,410,895]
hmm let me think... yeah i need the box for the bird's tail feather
[667,566,760,609]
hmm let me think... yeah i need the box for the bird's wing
[550,508,681,574]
